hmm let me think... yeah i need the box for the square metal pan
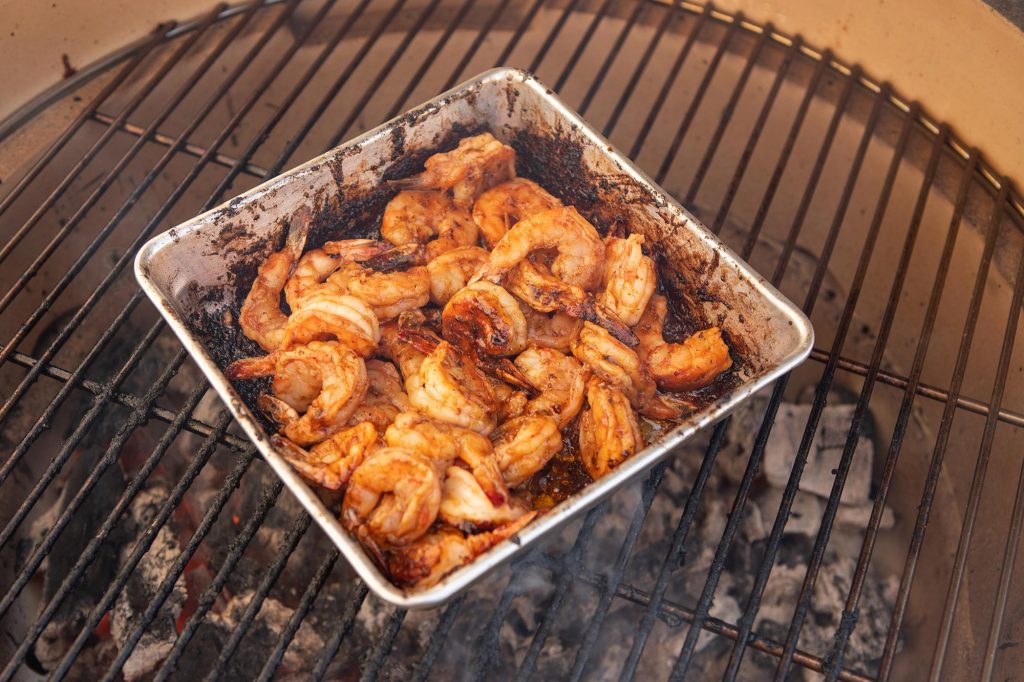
[135,67,813,608]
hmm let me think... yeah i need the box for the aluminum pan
[135,67,813,608]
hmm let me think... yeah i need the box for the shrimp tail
[285,206,313,261]
[363,243,427,271]
[485,357,539,397]
[258,393,300,428]
[574,300,639,348]
[387,175,434,192]
[465,511,538,554]
[225,353,276,380]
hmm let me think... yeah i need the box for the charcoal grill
[1,1,1022,680]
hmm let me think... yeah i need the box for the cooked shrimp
[491,415,562,488]
[379,319,427,382]
[426,245,490,305]
[387,513,537,588]
[271,422,377,490]
[507,260,637,346]
[348,359,410,430]
[439,467,528,530]
[474,206,605,291]
[522,307,583,353]
[280,291,380,357]
[635,294,733,391]
[578,378,644,479]
[384,411,508,505]
[514,346,589,428]
[389,133,516,208]
[284,239,392,308]
[472,178,562,247]
[404,340,498,435]
[441,281,527,357]
[382,190,478,260]
[597,234,656,327]
[571,322,655,409]
[328,261,430,322]
[246,341,367,446]
[238,208,310,351]
[342,447,442,547]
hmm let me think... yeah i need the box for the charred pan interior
[1,1,1023,680]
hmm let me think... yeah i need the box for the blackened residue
[524,419,592,508]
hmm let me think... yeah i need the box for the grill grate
[1,1,1023,680]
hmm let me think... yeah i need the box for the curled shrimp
[382,190,478,260]
[342,447,442,548]
[328,261,430,322]
[597,234,656,327]
[635,294,733,391]
[284,239,392,308]
[387,513,536,588]
[280,291,380,357]
[441,281,527,357]
[426,246,490,305]
[514,346,590,428]
[389,133,516,208]
[348,359,410,430]
[522,307,583,353]
[439,466,529,530]
[578,378,644,480]
[492,415,562,488]
[234,341,367,446]
[384,411,508,505]
[472,177,562,247]
[238,209,309,351]
[507,259,636,346]
[271,422,377,490]
[404,339,498,435]
[379,319,427,382]
[474,206,605,291]
[571,321,656,409]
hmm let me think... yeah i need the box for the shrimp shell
[441,281,527,357]
[342,447,442,547]
[514,346,590,428]
[578,379,644,480]
[491,415,562,488]
[280,291,380,357]
[381,190,479,260]
[284,239,392,308]
[328,261,430,322]
[472,177,562,247]
[636,294,733,391]
[389,133,516,207]
[272,422,377,490]
[571,322,656,409]
[405,340,498,435]
[439,467,528,530]
[522,307,583,353]
[426,245,490,305]
[348,359,411,430]
[238,249,295,352]
[597,234,656,327]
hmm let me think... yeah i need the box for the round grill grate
[0,1,1022,680]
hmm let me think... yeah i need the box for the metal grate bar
[878,177,1011,679]
[0,2,248,307]
[204,512,313,679]
[438,0,509,92]
[323,0,444,151]
[101,445,260,680]
[552,0,616,91]
[514,508,605,680]
[51,409,234,679]
[361,608,408,682]
[713,33,800,234]
[526,0,583,73]
[89,110,270,177]
[667,68,874,682]
[576,0,652,118]
[0,346,187,679]
[8,349,252,450]
[0,320,168,554]
[205,0,374,201]
[0,290,144,487]
[568,465,668,680]
[773,113,939,681]
[0,20,173,216]
[683,16,770,205]
[822,149,979,680]
[564,562,872,682]
[625,3,707,155]
[654,14,740,183]
[256,548,340,682]
[929,187,1024,678]
[312,582,369,681]
[153,479,285,681]
[411,595,466,681]
[622,40,833,682]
